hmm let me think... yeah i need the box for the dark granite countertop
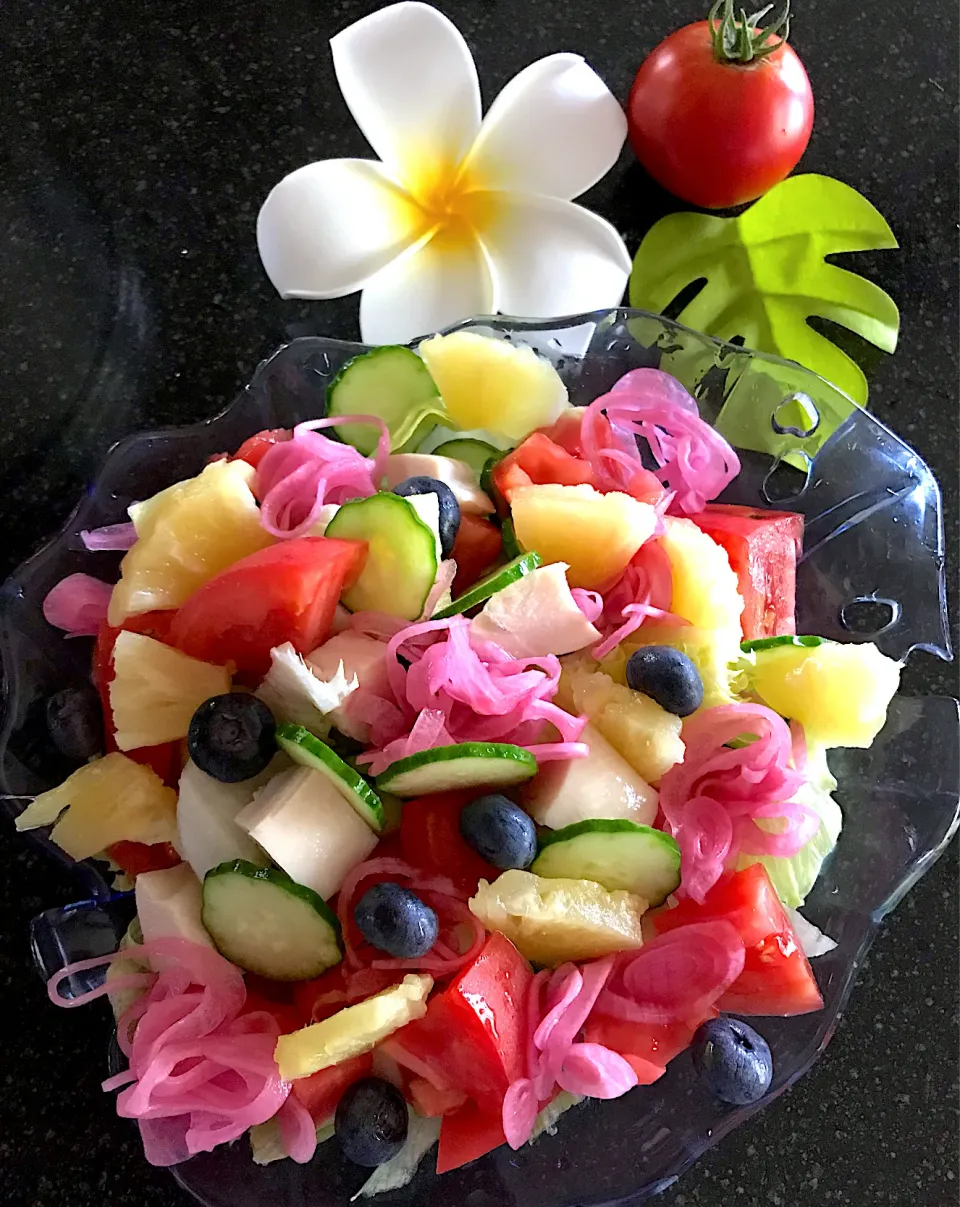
[1,1,957,1204]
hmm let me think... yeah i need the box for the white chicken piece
[470,563,600,658]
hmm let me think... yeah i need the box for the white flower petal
[359,227,496,344]
[479,194,631,317]
[462,54,627,201]
[257,159,427,300]
[331,2,481,202]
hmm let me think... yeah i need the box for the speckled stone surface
[0,1,957,1204]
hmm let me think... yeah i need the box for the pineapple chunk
[469,870,647,967]
[108,459,275,624]
[275,974,433,1081]
[418,331,567,442]
[659,516,743,638]
[560,661,683,785]
[15,752,178,860]
[511,483,657,590]
[747,639,901,748]
[110,631,230,749]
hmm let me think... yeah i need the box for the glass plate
[1,309,957,1207]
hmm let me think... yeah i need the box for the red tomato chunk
[652,865,823,1016]
[399,790,499,895]
[386,932,532,1113]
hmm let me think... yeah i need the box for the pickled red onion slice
[582,369,739,513]
[256,414,388,538]
[555,1043,638,1099]
[504,955,626,1147]
[502,1077,540,1150]
[48,939,290,1166]
[601,920,746,1025]
[659,704,816,901]
[276,1092,319,1164]
[43,573,113,637]
[533,965,582,1051]
[571,589,603,624]
[80,522,137,551]
[355,615,586,775]
[590,539,687,659]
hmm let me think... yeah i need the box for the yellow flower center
[400,150,496,247]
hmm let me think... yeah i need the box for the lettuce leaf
[738,743,841,908]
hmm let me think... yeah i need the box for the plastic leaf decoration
[628,175,899,405]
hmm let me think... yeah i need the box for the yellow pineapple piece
[275,975,433,1081]
[108,459,275,625]
[658,517,743,637]
[469,870,647,967]
[15,753,178,861]
[110,631,230,750]
[418,331,567,442]
[747,639,901,748]
[511,484,657,590]
[560,662,684,785]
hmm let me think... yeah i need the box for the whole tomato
[627,0,813,209]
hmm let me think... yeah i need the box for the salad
[21,330,901,1194]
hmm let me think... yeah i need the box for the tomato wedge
[651,865,823,1016]
[291,1052,374,1122]
[388,933,532,1113]
[106,840,182,878]
[450,514,502,596]
[241,987,306,1036]
[584,1005,719,1076]
[538,410,586,457]
[492,432,595,506]
[169,536,366,679]
[437,1101,507,1174]
[230,428,292,471]
[399,790,498,894]
[408,1077,468,1118]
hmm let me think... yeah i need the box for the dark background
[1,1,957,1204]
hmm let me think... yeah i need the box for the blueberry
[460,794,537,870]
[625,646,703,716]
[46,685,104,762]
[691,1016,773,1105]
[392,476,460,558]
[354,882,438,958]
[335,1076,409,1167]
[187,694,276,783]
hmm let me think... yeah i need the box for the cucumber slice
[275,723,385,832]
[480,454,506,510]
[432,438,502,478]
[500,516,524,560]
[201,859,342,981]
[740,635,825,653]
[532,820,681,906]
[326,493,439,620]
[377,742,538,797]
[326,347,446,455]
[434,551,542,619]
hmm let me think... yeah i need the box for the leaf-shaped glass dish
[1,309,956,1207]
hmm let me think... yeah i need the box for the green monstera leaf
[629,175,899,405]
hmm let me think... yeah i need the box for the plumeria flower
[257,1,631,344]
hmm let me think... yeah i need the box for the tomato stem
[708,0,791,62]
